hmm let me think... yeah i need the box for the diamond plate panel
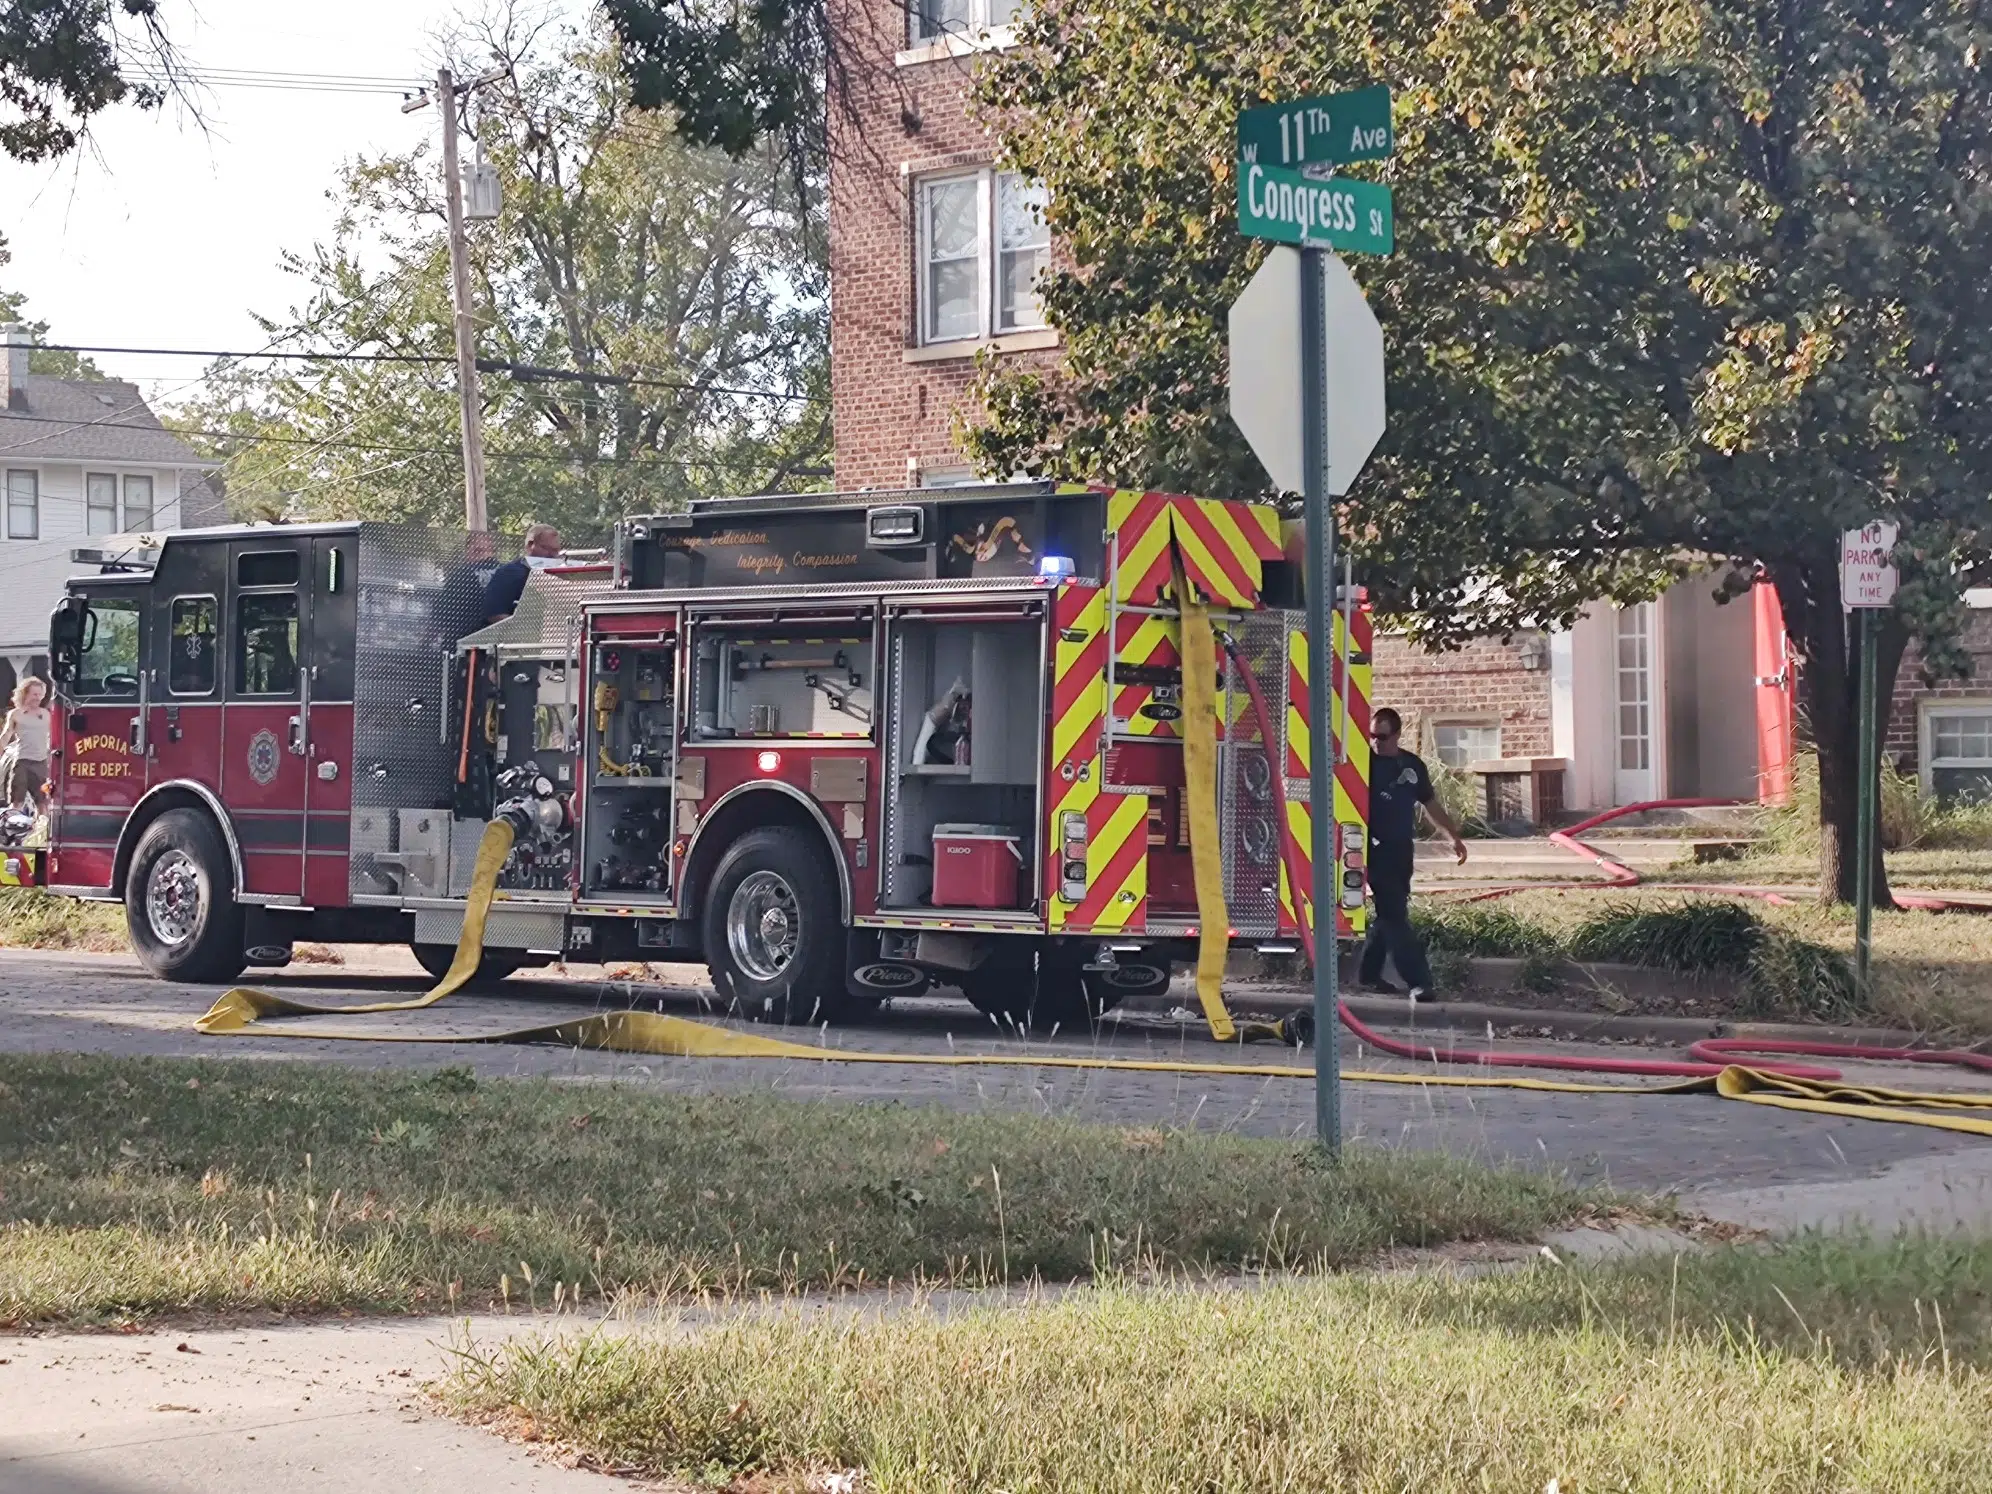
[1219,610,1288,938]
[412,906,566,950]
[350,523,489,899]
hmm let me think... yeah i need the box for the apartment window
[5,470,37,539]
[912,0,1017,42]
[1927,706,1992,803]
[86,473,118,535]
[917,169,1048,345]
[997,175,1050,330]
[1432,722,1501,769]
[123,475,154,530]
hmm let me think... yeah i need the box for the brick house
[822,4,1992,813]
[828,0,1057,489]
[1889,601,1992,802]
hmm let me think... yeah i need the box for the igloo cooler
[931,823,1026,908]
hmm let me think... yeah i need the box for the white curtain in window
[924,178,981,343]
[916,0,974,40]
[996,174,1049,331]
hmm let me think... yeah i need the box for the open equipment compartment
[581,625,679,899]
[880,600,1045,911]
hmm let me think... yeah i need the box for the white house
[0,324,223,691]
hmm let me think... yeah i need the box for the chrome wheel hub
[726,870,799,982]
[145,850,202,947]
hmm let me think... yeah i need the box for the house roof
[0,376,217,468]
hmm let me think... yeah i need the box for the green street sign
[1237,84,1393,168]
[1236,161,1393,254]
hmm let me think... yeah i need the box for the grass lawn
[1421,884,1992,1037]
[443,1233,1992,1492]
[1679,846,1992,893]
[0,1053,1611,1327]
[0,886,126,952]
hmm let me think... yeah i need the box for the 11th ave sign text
[1236,85,1393,167]
[1236,161,1393,255]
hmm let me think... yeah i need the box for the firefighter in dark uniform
[1357,707,1468,1002]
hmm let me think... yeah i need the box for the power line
[26,345,829,404]
[0,408,824,476]
[125,66,429,97]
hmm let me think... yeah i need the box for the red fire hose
[1221,637,1992,1083]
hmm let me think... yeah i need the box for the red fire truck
[39,483,1371,1027]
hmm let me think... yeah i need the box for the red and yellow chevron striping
[1105,491,1283,608]
[1279,602,1373,938]
[1046,581,1148,933]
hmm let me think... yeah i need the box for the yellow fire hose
[1177,570,1293,1046]
[191,739,1992,1139]
[1175,574,1238,1043]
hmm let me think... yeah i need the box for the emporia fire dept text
[37,483,1371,1026]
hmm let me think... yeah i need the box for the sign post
[1841,520,1899,987]
[1229,86,1394,1154]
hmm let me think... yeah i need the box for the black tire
[960,947,1124,1031]
[411,942,525,987]
[701,825,845,1025]
[124,808,246,983]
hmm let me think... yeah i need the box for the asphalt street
[5,945,1990,1207]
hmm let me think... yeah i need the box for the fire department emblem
[247,729,281,786]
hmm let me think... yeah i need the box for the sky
[0,0,583,404]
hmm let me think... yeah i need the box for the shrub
[1411,902,1561,959]
[1568,899,1765,973]
[1759,749,1992,854]
[1569,897,1862,1021]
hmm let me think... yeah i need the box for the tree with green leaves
[177,11,828,539]
[0,0,178,161]
[960,0,1992,906]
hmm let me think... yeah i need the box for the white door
[1613,602,1658,803]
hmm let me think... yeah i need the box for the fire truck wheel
[959,957,1122,1031]
[410,943,525,987]
[124,809,246,983]
[703,826,844,1025]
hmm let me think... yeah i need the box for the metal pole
[1854,606,1878,987]
[437,67,489,533]
[1300,245,1340,1154]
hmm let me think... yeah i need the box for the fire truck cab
[43,483,1370,1028]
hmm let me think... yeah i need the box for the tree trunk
[1765,555,1905,908]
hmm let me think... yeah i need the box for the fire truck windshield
[75,597,141,699]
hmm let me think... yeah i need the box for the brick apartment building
[827,0,1055,489]
[823,2,1992,815]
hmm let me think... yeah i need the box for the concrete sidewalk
[0,1316,620,1494]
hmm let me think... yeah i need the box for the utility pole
[405,67,499,532]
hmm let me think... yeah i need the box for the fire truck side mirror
[48,596,87,685]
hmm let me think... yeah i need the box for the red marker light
[756,750,782,774]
